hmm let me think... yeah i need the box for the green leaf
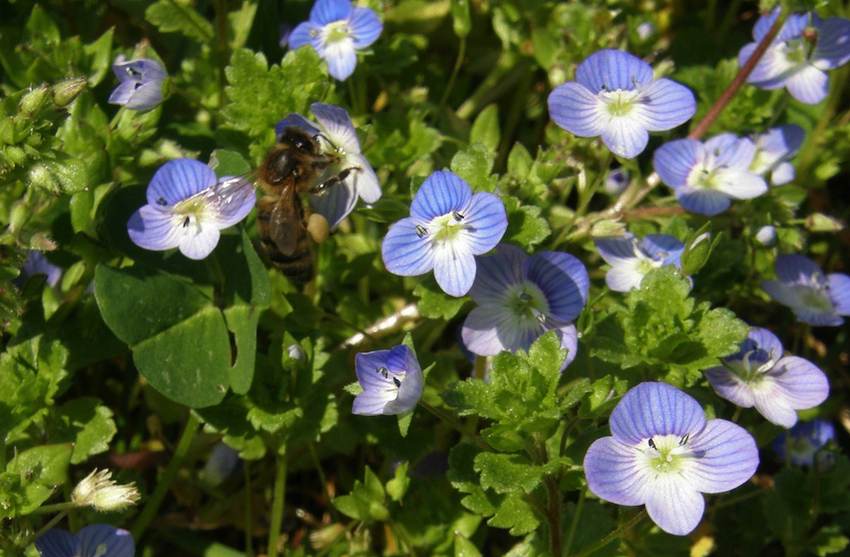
[145,0,214,43]
[450,143,497,192]
[454,534,482,557]
[487,494,539,535]
[228,1,258,50]
[6,444,72,515]
[473,452,542,494]
[332,466,388,523]
[470,104,500,152]
[450,0,471,37]
[0,336,68,442]
[222,48,326,142]
[386,462,410,502]
[210,149,252,178]
[47,398,117,464]
[680,223,716,276]
[503,196,551,249]
[95,265,230,408]
[414,278,467,320]
[812,526,849,557]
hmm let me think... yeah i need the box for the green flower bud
[18,85,50,116]
[52,77,88,107]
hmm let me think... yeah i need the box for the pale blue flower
[289,0,382,81]
[18,251,62,287]
[108,56,166,111]
[594,233,685,292]
[276,103,381,228]
[772,419,836,467]
[604,167,629,195]
[653,133,768,216]
[353,345,423,415]
[705,327,829,428]
[127,159,256,260]
[382,170,507,297]
[749,125,805,185]
[741,9,850,104]
[584,382,758,535]
[755,225,777,246]
[36,525,134,557]
[548,49,696,158]
[461,244,588,369]
[762,254,850,326]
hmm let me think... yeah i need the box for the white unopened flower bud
[72,469,140,511]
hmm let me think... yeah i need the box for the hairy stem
[244,461,254,557]
[439,37,467,112]
[267,453,288,557]
[545,476,563,557]
[131,412,200,540]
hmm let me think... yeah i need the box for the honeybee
[256,126,355,283]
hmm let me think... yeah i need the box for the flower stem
[688,8,788,140]
[33,510,68,540]
[545,476,563,557]
[244,461,254,557]
[267,453,288,557]
[563,490,586,557]
[439,37,467,113]
[572,509,646,557]
[30,501,77,515]
[131,412,201,540]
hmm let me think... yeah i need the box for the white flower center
[420,211,467,247]
[321,21,352,45]
[726,348,776,383]
[504,281,551,327]
[639,433,696,475]
[375,366,404,398]
[172,197,211,236]
[795,284,834,313]
[599,89,641,117]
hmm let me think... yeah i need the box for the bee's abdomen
[256,196,314,284]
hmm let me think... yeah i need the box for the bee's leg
[306,212,330,244]
[309,166,362,195]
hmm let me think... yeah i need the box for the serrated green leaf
[503,195,551,248]
[450,143,497,192]
[47,398,117,464]
[6,444,72,515]
[145,0,214,43]
[487,494,539,535]
[473,452,542,494]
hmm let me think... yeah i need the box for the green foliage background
[1,0,849,556]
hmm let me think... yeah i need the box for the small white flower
[72,469,140,512]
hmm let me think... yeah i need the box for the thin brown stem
[689,9,788,140]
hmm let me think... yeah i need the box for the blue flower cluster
[73,1,848,545]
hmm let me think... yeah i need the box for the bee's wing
[268,180,306,257]
[186,173,257,218]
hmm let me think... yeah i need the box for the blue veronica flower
[772,419,836,467]
[288,0,382,81]
[461,244,589,369]
[741,9,850,104]
[705,327,829,428]
[749,124,805,185]
[381,170,508,297]
[18,251,62,287]
[201,442,240,486]
[353,344,423,415]
[594,233,685,292]
[547,49,696,159]
[584,382,758,536]
[127,159,256,260]
[755,225,777,246]
[36,524,134,557]
[604,167,629,195]
[653,133,768,216]
[108,56,166,111]
[762,254,850,326]
[276,103,381,228]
